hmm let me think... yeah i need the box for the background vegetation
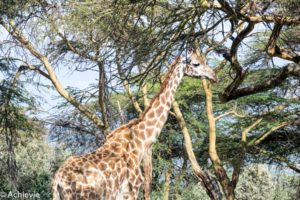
[0,0,299,199]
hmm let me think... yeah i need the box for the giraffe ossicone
[52,50,216,200]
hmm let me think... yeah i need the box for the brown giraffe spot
[153,100,159,107]
[112,171,117,177]
[135,138,142,149]
[114,179,119,189]
[67,173,76,181]
[134,168,139,175]
[161,95,166,104]
[129,177,135,184]
[85,170,92,177]
[110,142,121,153]
[65,189,72,194]
[122,142,129,149]
[64,167,71,171]
[71,181,76,191]
[131,149,139,156]
[127,158,134,168]
[146,128,154,138]
[98,162,107,170]
[108,161,115,169]
[138,123,145,129]
[167,101,171,107]
[156,106,164,116]
[123,131,133,140]
[157,121,163,127]
[129,141,136,150]
[89,192,96,199]
[104,171,110,177]
[160,114,166,122]
[138,131,146,140]
[84,162,94,169]
[74,167,84,175]
[147,111,155,118]
[146,119,156,126]
[165,90,170,98]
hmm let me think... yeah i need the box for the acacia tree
[0,0,299,199]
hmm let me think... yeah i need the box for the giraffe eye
[192,63,200,67]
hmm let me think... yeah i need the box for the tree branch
[98,61,110,135]
[244,15,300,25]
[266,23,300,64]
[231,118,262,189]
[172,100,222,200]
[222,64,300,101]
[219,22,255,102]
[202,79,233,199]
[1,19,104,129]
[215,110,245,121]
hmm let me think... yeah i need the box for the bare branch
[244,15,300,25]
[215,110,245,121]
[202,78,232,199]
[220,22,255,102]
[0,19,105,129]
[241,118,262,142]
[266,23,300,63]
[172,100,222,200]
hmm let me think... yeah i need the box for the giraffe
[52,50,217,200]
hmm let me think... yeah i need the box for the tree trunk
[163,168,172,200]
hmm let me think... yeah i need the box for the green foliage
[235,165,299,200]
[0,0,299,199]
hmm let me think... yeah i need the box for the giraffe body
[52,52,216,200]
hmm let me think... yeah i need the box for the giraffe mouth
[202,72,218,82]
[199,66,218,82]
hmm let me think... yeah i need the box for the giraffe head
[184,50,217,82]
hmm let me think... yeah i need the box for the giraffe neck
[134,57,185,151]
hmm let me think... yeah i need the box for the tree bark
[163,168,172,200]
[172,100,223,200]
[202,80,234,200]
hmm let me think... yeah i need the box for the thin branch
[241,118,262,142]
[215,110,245,121]
[243,15,300,25]
[231,117,263,189]
[0,19,104,129]
[249,121,289,146]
